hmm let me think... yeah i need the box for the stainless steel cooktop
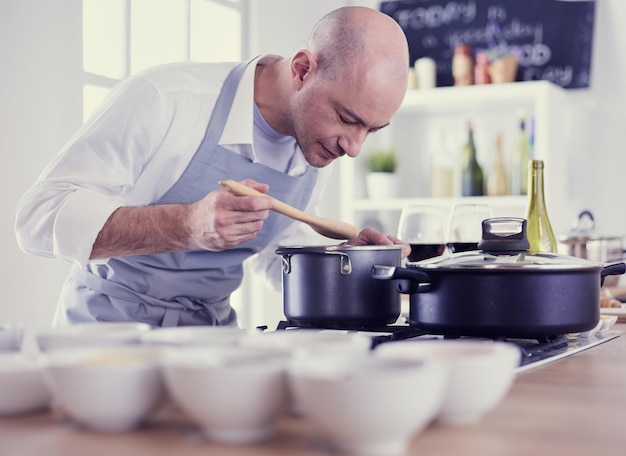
[272,320,621,372]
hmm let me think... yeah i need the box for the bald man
[16,6,411,327]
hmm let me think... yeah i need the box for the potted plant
[364,148,399,199]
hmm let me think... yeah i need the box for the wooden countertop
[3,325,626,456]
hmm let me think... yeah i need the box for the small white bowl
[36,322,151,353]
[0,353,51,415]
[140,325,247,347]
[599,314,618,333]
[288,353,446,455]
[375,339,520,426]
[161,345,291,444]
[0,324,24,352]
[41,346,164,432]
[580,314,619,338]
[240,329,372,357]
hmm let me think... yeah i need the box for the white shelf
[338,80,590,235]
[397,80,567,115]
[352,195,527,212]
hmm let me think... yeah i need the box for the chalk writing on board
[380,0,596,89]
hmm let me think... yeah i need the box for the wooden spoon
[218,179,359,240]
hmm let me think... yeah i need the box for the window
[82,0,247,121]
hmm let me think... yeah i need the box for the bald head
[304,6,409,85]
[257,7,411,167]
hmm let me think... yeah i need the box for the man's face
[289,66,404,168]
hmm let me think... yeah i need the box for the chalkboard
[380,0,596,89]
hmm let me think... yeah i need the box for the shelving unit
[339,80,590,235]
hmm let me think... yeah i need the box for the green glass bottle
[461,121,484,196]
[524,160,557,252]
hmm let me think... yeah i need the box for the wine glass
[397,204,446,262]
[446,203,494,253]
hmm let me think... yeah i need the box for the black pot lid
[410,217,603,271]
[412,250,602,271]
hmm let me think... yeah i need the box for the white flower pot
[366,173,399,200]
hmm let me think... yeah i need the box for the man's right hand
[186,179,273,251]
[90,179,273,260]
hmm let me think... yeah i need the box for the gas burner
[269,320,621,371]
[273,320,429,348]
[440,333,571,366]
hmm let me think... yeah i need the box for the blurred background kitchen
[2,0,624,351]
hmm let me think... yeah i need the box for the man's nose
[339,129,369,158]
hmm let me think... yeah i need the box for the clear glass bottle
[524,160,557,252]
[511,115,530,195]
[487,132,508,196]
[430,132,454,197]
[461,121,484,196]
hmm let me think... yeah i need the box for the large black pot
[275,245,403,327]
[371,218,626,339]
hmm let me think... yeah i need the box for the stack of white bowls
[41,345,164,432]
[287,352,446,455]
[374,339,521,426]
[0,352,51,416]
[160,345,291,444]
[36,322,151,353]
[3,322,522,453]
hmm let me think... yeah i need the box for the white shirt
[15,55,332,291]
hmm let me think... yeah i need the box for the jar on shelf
[453,44,474,86]
[414,57,436,89]
[474,51,491,85]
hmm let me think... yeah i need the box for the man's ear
[291,50,318,89]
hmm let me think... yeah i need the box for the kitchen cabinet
[339,80,591,235]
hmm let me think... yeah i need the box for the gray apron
[59,59,319,327]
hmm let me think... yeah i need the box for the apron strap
[202,57,260,145]
[162,308,182,327]
[71,268,223,327]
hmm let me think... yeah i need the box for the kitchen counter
[2,324,626,456]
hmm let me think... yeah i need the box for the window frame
[82,0,250,120]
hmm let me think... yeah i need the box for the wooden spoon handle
[218,180,359,240]
[218,180,306,219]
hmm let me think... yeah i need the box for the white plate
[600,305,626,321]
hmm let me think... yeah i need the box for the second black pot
[372,218,626,339]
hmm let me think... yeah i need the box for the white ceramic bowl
[599,314,618,332]
[288,353,446,456]
[36,322,151,353]
[41,346,164,432]
[239,329,372,357]
[0,324,24,352]
[140,325,247,347]
[375,339,520,425]
[0,353,51,415]
[161,345,291,444]
[580,314,618,338]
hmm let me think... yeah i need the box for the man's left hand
[345,227,411,259]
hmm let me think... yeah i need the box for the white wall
[584,0,626,233]
[1,0,625,345]
[1,0,81,352]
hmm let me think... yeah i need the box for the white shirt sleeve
[15,76,167,266]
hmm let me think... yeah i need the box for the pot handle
[371,265,432,294]
[600,262,626,286]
